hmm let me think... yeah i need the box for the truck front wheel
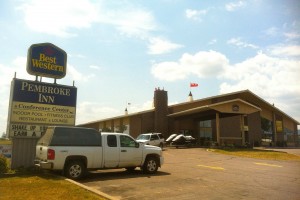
[143,157,159,174]
[65,161,86,180]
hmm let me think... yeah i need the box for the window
[199,120,212,139]
[120,135,136,147]
[37,127,54,146]
[50,127,101,146]
[150,134,159,141]
[158,133,164,139]
[107,135,117,147]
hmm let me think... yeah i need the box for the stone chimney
[154,88,168,135]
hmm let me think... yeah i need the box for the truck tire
[65,161,86,180]
[143,156,158,174]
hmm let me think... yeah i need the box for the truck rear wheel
[143,156,158,174]
[65,161,86,180]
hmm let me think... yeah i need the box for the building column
[216,112,220,145]
[272,112,277,145]
[241,115,245,145]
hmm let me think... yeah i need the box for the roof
[78,108,155,126]
[168,98,262,117]
[78,89,299,126]
[169,89,299,124]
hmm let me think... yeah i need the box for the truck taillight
[47,149,55,160]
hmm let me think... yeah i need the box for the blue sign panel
[27,43,67,79]
[9,79,77,128]
[12,79,77,107]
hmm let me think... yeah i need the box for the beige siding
[260,108,273,121]
[11,137,39,169]
[283,117,296,132]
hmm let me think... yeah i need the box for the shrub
[0,154,9,174]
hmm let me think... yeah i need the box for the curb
[65,178,120,200]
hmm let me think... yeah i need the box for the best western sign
[27,43,67,79]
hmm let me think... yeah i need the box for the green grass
[0,171,106,200]
[209,148,300,161]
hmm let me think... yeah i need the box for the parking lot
[80,148,300,200]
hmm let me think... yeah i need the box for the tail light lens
[47,149,55,160]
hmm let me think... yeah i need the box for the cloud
[0,56,97,132]
[76,101,121,125]
[0,57,34,135]
[151,50,229,81]
[227,37,259,49]
[208,39,217,45]
[18,0,99,37]
[185,9,207,21]
[264,27,280,37]
[105,8,157,39]
[264,21,300,41]
[151,46,300,123]
[18,0,157,39]
[89,65,102,70]
[225,1,246,11]
[148,37,183,55]
[268,45,300,57]
[0,57,33,90]
[127,100,153,113]
[219,52,300,122]
[76,100,154,125]
[284,32,300,41]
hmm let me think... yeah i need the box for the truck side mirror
[135,142,139,148]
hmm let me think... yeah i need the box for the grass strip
[0,171,106,200]
[209,148,300,161]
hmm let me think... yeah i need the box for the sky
[0,0,300,135]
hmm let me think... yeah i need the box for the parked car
[35,126,164,180]
[136,133,165,149]
[166,134,178,145]
[170,134,197,148]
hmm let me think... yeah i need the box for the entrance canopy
[168,98,262,117]
[167,99,262,145]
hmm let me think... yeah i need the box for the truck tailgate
[36,144,48,161]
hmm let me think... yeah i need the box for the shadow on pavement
[80,169,170,183]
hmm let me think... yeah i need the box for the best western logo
[31,53,64,73]
[27,43,67,79]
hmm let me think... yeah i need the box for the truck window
[120,135,136,147]
[107,135,117,147]
[151,134,159,140]
[37,127,54,146]
[50,127,101,146]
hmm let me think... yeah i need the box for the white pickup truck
[35,126,164,180]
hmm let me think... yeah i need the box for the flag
[190,83,198,87]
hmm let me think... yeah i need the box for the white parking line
[254,162,282,168]
[197,164,224,170]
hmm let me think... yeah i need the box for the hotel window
[199,120,212,139]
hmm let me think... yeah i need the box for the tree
[1,132,6,139]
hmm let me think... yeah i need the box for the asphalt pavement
[79,147,300,200]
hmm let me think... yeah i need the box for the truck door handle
[121,150,127,152]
